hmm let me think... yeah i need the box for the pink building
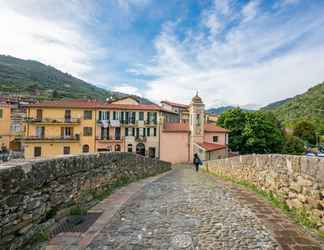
[159,94,229,163]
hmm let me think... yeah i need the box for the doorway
[136,143,145,156]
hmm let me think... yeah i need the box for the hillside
[262,82,324,133]
[207,106,254,115]
[0,55,116,100]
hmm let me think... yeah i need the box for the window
[34,146,41,157]
[139,112,144,121]
[147,112,157,124]
[128,144,133,152]
[63,146,70,155]
[125,127,129,137]
[132,128,135,136]
[65,110,71,121]
[61,127,72,138]
[147,128,151,136]
[36,109,43,121]
[153,127,157,136]
[84,110,92,120]
[83,127,93,136]
[82,144,89,153]
[115,144,121,152]
[136,128,139,137]
[149,147,156,158]
[101,128,108,139]
[36,127,45,137]
[0,109,3,119]
[213,136,219,143]
[99,111,109,121]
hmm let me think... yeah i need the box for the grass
[205,168,324,239]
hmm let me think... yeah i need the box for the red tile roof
[163,123,190,132]
[161,100,189,109]
[28,99,161,111]
[197,142,226,152]
[163,123,228,133]
[204,123,228,132]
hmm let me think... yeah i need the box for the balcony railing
[25,117,81,124]
[97,119,159,127]
[22,134,80,141]
[96,136,124,141]
[135,136,147,143]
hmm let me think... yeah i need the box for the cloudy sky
[1,0,324,108]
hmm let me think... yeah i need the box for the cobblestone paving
[87,167,282,250]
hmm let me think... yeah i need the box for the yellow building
[0,104,12,149]
[22,97,161,159]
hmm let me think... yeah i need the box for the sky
[1,0,324,108]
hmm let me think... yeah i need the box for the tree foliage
[293,121,317,145]
[217,108,285,154]
[282,135,305,155]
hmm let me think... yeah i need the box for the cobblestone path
[85,167,323,250]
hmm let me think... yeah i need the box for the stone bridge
[0,153,323,250]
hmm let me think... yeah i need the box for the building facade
[22,94,228,163]
[160,94,228,163]
[22,97,161,159]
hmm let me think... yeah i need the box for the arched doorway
[136,143,145,156]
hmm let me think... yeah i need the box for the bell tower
[189,92,205,160]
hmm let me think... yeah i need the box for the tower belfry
[189,92,205,160]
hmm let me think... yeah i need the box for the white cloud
[136,1,324,108]
[242,0,260,22]
[112,84,142,97]
[0,0,105,81]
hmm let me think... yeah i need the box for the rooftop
[161,100,189,109]
[28,99,161,111]
[163,123,228,133]
[197,142,226,152]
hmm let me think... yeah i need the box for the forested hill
[0,55,115,100]
[262,82,324,132]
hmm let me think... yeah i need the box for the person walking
[193,153,202,172]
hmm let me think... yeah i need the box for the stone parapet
[0,153,171,249]
[205,154,324,232]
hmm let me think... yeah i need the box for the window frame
[83,127,93,136]
[34,146,42,157]
[63,146,70,155]
[213,135,219,143]
[83,110,93,120]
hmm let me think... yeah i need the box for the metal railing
[96,136,124,141]
[22,134,80,141]
[25,117,81,124]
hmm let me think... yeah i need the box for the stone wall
[0,152,171,249]
[205,154,324,232]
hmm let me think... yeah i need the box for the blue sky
[1,0,324,108]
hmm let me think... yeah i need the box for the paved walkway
[47,166,323,250]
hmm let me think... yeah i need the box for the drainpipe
[94,108,97,153]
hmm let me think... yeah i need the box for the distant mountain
[207,106,254,115]
[0,55,151,103]
[262,97,293,110]
[261,82,324,132]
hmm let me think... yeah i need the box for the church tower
[189,92,205,161]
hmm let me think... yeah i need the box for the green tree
[282,135,305,155]
[293,121,317,145]
[217,108,246,152]
[242,112,285,154]
[217,109,285,154]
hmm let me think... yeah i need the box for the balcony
[22,134,80,142]
[135,136,147,143]
[145,120,158,126]
[96,136,124,142]
[25,117,81,125]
